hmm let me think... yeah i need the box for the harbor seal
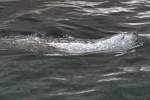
[47,32,142,54]
[0,32,143,55]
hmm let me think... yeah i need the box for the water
[0,0,150,100]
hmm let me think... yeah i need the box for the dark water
[0,0,150,100]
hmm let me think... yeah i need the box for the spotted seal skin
[47,32,143,54]
[0,36,57,53]
[0,32,143,55]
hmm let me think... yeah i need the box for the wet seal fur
[47,32,143,54]
[0,32,143,55]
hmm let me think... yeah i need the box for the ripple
[102,66,150,77]
[123,22,150,26]
[120,66,140,72]
[97,77,123,83]
[49,89,96,96]
[139,34,150,38]
[44,0,106,8]
[0,49,8,50]
[41,1,136,16]
[0,0,18,2]
[81,7,135,15]
[102,71,126,77]
[140,66,150,71]
[49,77,68,81]
[136,11,150,18]
[121,0,149,5]
[119,66,150,72]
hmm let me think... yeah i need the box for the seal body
[0,32,143,55]
[47,32,142,54]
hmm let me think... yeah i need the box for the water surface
[0,0,150,100]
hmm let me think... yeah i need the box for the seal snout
[123,32,139,42]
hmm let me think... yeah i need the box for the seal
[47,32,142,54]
[0,32,143,55]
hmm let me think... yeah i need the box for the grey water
[0,0,150,100]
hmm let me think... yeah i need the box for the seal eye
[132,32,138,37]
[133,32,137,35]
[121,35,125,40]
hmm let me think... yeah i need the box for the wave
[0,32,144,56]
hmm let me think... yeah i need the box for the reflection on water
[0,0,150,100]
